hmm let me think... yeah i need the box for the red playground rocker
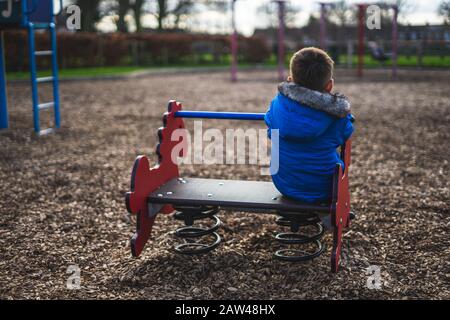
[126,101,354,272]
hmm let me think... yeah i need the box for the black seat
[147,178,331,215]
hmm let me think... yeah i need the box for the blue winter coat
[265,84,354,203]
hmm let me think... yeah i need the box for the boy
[265,47,354,203]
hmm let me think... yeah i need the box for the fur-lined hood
[278,82,351,118]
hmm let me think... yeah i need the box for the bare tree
[155,0,169,30]
[92,0,229,33]
[256,1,301,29]
[395,0,416,18]
[326,1,354,27]
[132,0,146,32]
[438,1,450,23]
[73,0,101,32]
[116,0,131,32]
[377,0,415,22]
[148,0,223,31]
[97,0,132,32]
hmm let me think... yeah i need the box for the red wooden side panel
[125,100,187,257]
[331,138,352,273]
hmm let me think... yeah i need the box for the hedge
[2,31,271,72]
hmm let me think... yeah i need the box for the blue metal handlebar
[175,111,355,122]
[175,111,265,121]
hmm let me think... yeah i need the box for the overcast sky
[93,0,447,34]
[231,0,445,35]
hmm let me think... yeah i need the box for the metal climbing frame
[0,0,62,135]
[125,100,354,273]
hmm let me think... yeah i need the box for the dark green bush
[3,31,270,71]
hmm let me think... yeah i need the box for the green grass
[6,66,146,81]
[6,63,260,81]
[6,54,449,81]
[265,54,450,68]
[6,64,248,81]
[338,54,450,68]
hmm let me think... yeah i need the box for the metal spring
[274,213,325,262]
[173,206,222,255]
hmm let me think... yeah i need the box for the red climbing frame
[125,100,186,257]
[125,101,352,272]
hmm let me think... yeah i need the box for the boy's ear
[287,75,293,82]
[324,78,334,93]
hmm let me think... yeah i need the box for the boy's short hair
[289,47,334,92]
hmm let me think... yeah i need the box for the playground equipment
[318,2,399,75]
[230,0,287,82]
[318,2,335,50]
[125,101,355,273]
[230,0,238,82]
[275,0,286,81]
[357,3,398,78]
[0,0,62,135]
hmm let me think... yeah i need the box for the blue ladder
[27,21,61,135]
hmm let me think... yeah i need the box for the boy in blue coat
[265,47,354,203]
